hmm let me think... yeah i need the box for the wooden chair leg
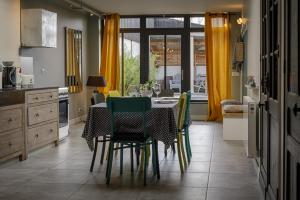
[100,135,106,165]
[154,140,160,180]
[152,142,157,176]
[130,143,134,174]
[186,127,192,157]
[179,131,187,168]
[184,127,192,162]
[120,143,124,175]
[144,143,148,186]
[135,145,140,167]
[90,137,98,172]
[177,135,184,174]
[164,145,167,157]
[171,143,176,154]
[106,142,114,185]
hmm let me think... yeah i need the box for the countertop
[0,86,59,93]
[0,86,59,107]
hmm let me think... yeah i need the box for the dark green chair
[89,92,109,172]
[106,97,160,185]
[183,91,192,162]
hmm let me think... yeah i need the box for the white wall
[0,0,21,66]
[244,0,260,102]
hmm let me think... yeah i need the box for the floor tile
[0,121,263,200]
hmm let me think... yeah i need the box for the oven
[59,96,69,128]
[58,87,69,140]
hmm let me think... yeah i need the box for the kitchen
[0,0,100,162]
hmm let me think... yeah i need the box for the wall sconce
[237,17,248,25]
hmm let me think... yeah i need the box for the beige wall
[0,0,21,66]
[244,0,261,102]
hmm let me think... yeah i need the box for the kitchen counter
[0,86,58,107]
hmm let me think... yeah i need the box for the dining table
[82,98,179,151]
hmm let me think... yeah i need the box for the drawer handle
[35,113,40,117]
[8,118,13,122]
[35,134,39,138]
[8,142,12,147]
[50,129,54,133]
[50,110,53,113]
[34,97,39,100]
[50,95,53,98]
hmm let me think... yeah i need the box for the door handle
[293,103,300,116]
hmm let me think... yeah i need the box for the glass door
[148,34,182,93]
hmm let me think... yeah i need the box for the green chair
[89,92,109,172]
[183,91,192,162]
[106,97,160,185]
[174,93,188,173]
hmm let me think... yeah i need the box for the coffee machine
[2,61,16,88]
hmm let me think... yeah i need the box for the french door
[147,34,184,92]
[260,0,281,199]
[284,0,300,199]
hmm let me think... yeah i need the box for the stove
[58,87,69,140]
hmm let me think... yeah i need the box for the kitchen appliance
[2,61,16,88]
[21,75,34,88]
[58,87,69,140]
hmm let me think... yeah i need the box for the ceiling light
[237,17,248,25]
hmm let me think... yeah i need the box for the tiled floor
[0,122,263,200]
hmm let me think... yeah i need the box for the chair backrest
[158,89,174,97]
[184,91,191,126]
[177,93,187,130]
[108,90,121,97]
[107,97,152,138]
[93,92,105,104]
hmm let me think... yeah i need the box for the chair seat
[112,132,149,143]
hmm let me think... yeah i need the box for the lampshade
[86,76,106,87]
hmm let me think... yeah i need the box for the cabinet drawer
[0,130,24,158]
[27,91,58,104]
[0,107,22,133]
[27,122,58,150]
[28,103,57,125]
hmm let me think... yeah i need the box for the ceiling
[82,0,242,15]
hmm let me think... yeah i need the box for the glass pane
[190,32,207,97]
[120,18,140,29]
[146,17,184,28]
[166,35,181,93]
[120,33,140,95]
[190,17,205,28]
[149,35,165,89]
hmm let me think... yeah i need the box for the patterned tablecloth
[82,101,179,151]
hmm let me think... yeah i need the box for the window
[146,17,184,28]
[117,15,206,100]
[149,35,182,93]
[190,32,207,97]
[120,18,140,29]
[119,33,140,95]
[190,17,205,28]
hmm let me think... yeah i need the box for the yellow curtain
[99,14,120,95]
[205,13,231,121]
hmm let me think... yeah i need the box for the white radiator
[243,96,258,158]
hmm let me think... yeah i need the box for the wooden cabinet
[0,104,26,162]
[27,122,58,150]
[25,89,59,151]
[27,103,58,126]
[0,88,59,163]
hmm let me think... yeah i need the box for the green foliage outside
[122,49,158,95]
